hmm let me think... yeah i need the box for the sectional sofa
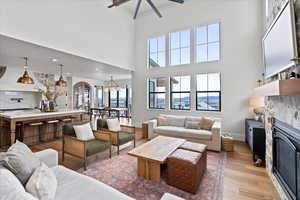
[0,148,183,200]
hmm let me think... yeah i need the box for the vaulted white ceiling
[0,35,132,81]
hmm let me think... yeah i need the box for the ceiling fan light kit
[108,0,184,19]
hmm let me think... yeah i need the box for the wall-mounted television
[263,0,299,78]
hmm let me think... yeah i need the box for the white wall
[0,66,104,109]
[132,0,263,140]
[0,0,135,71]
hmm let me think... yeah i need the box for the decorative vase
[49,100,56,112]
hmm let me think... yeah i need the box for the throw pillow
[26,163,57,200]
[107,118,121,132]
[0,166,38,200]
[73,123,95,141]
[200,117,215,130]
[185,121,200,129]
[0,140,41,185]
[157,116,168,126]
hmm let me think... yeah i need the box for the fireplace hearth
[272,118,300,200]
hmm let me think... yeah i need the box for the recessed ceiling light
[96,68,99,71]
[51,58,58,62]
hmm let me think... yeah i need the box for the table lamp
[249,96,265,121]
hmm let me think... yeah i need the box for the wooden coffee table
[128,136,186,182]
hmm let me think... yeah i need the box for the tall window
[148,36,166,68]
[149,78,167,109]
[109,88,129,108]
[196,73,221,111]
[170,76,191,110]
[196,23,220,63]
[109,90,118,108]
[170,30,191,65]
[118,88,127,108]
[96,86,103,107]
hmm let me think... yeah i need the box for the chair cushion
[97,119,108,130]
[73,123,95,141]
[154,126,212,140]
[86,140,110,156]
[63,122,91,137]
[118,132,134,145]
[107,118,121,132]
[52,165,134,200]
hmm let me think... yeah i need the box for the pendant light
[104,76,119,92]
[55,64,67,87]
[17,57,34,84]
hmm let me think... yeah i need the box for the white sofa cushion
[0,140,41,185]
[73,123,95,141]
[0,166,38,200]
[160,115,186,127]
[52,165,134,200]
[26,163,57,200]
[154,126,212,140]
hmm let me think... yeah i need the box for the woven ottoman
[167,149,206,194]
[179,142,207,171]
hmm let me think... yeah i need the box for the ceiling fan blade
[146,0,162,18]
[133,0,142,19]
[108,0,130,8]
[169,0,184,4]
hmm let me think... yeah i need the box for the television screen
[263,0,298,78]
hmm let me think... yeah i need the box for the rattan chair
[96,118,135,155]
[62,122,111,170]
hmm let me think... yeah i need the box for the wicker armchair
[62,123,111,170]
[96,119,136,155]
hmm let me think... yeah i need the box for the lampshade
[55,64,67,87]
[249,96,265,107]
[17,57,34,84]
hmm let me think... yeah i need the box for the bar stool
[23,121,44,146]
[41,120,59,142]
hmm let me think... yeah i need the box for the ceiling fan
[108,0,184,19]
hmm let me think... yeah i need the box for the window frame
[169,29,191,66]
[96,86,104,107]
[196,73,221,112]
[148,78,166,110]
[195,23,221,63]
[148,36,166,68]
[170,76,191,111]
[108,87,129,108]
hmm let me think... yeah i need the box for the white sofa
[148,115,221,151]
[0,149,184,200]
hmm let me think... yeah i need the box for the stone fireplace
[265,96,300,199]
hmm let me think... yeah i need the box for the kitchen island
[0,110,86,147]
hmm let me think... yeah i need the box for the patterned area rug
[82,150,225,200]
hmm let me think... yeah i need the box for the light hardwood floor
[2,129,280,200]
